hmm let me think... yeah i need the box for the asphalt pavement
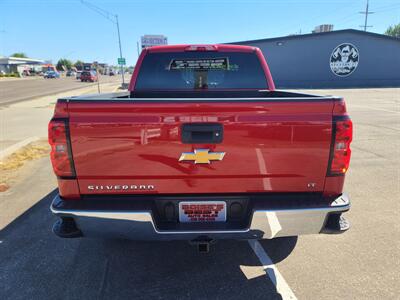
[0,75,122,106]
[0,88,399,299]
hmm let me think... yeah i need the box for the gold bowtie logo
[179,149,226,164]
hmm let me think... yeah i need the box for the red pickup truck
[49,44,352,250]
[80,70,98,82]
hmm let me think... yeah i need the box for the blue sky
[1,0,399,66]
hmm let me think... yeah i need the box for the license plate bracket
[179,201,227,223]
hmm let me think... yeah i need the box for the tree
[385,24,400,38]
[11,52,28,58]
[56,58,73,71]
[74,60,84,67]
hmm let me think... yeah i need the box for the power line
[373,3,400,13]
[80,0,125,85]
[359,0,374,31]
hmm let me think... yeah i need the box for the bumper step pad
[321,214,350,234]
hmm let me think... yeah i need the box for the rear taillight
[328,117,353,176]
[48,119,75,177]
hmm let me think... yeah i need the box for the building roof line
[228,29,400,45]
[9,57,45,63]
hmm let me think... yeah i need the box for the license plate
[179,201,227,223]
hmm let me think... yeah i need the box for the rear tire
[257,236,298,263]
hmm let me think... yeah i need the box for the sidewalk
[0,82,121,155]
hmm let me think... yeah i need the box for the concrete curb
[0,137,41,161]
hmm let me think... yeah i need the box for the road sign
[118,58,126,65]
[141,35,168,49]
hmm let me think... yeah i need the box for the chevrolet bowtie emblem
[179,149,226,164]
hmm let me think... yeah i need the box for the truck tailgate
[67,100,334,194]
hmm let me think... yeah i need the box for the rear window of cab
[135,52,267,90]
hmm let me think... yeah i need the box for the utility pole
[115,15,125,85]
[93,61,101,93]
[81,0,125,85]
[359,0,374,31]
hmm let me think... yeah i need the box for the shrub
[0,73,20,78]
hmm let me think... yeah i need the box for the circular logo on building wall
[330,43,359,77]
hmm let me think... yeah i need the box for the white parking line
[248,240,297,300]
[351,104,399,114]
[265,212,282,238]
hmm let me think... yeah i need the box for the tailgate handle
[181,123,223,144]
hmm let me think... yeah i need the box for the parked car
[44,71,60,79]
[66,70,76,77]
[49,44,352,251]
[80,70,98,82]
[109,70,115,76]
[76,71,82,80]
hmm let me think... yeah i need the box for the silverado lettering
[87,185,155,191]
[49,44,352,246]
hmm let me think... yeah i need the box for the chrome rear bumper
[50,194,350,240]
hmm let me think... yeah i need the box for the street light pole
[115,15,125,85]
[81,0,125,85]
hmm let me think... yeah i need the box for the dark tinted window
[135,52,267,90]
[81,71,91,76]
